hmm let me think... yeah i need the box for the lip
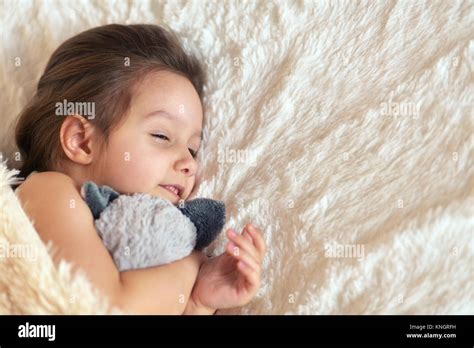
[159,184,184,199]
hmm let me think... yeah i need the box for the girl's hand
[190,224,266,311]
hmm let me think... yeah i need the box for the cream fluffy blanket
[0,0,473,314]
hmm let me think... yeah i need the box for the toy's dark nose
[178,198,226,250]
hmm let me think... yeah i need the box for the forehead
[130,70,203,127]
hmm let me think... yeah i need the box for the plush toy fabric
[80,181,225,271]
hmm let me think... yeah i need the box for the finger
[228,229,261,263]
[237,260,260,288]
[246,224,267,257]
[227,241,260,273]
[226,242,260,274]
[242,229,253,243]
[242,230,259,260]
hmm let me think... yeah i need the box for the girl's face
[97,70,203,204]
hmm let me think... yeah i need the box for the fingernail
[228,229,236,237]
[239,261,247,269]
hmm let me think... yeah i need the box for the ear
[59,114,98,165]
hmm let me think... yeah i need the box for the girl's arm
[119,251,207,314]
[183,296,216,315]
[16,171,202,314]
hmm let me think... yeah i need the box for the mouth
[159,184,184,200]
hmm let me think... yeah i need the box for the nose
[175,148,197,176]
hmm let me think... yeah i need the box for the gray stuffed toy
[80,181,225,271]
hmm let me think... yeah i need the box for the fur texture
[0,164,119,314]
[0,0,473,314]
[95,193,198,271]
[81,180,226,270]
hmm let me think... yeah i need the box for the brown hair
[14,23,206,184]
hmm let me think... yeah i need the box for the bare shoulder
[16,171,121,302]
[15,170,94,254]
[16,171,91,233]
[17,171,80,201]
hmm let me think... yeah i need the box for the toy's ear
[178,198,226,250]
[81,181,120,219]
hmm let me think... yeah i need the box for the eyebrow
[145,110,202,139]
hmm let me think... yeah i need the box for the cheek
[101,137,166,193]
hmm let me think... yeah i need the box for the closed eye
[151,133,170,141]
[151,134,198,159]
[189,149,197,158]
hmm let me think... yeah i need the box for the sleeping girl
[13,24,266,314]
